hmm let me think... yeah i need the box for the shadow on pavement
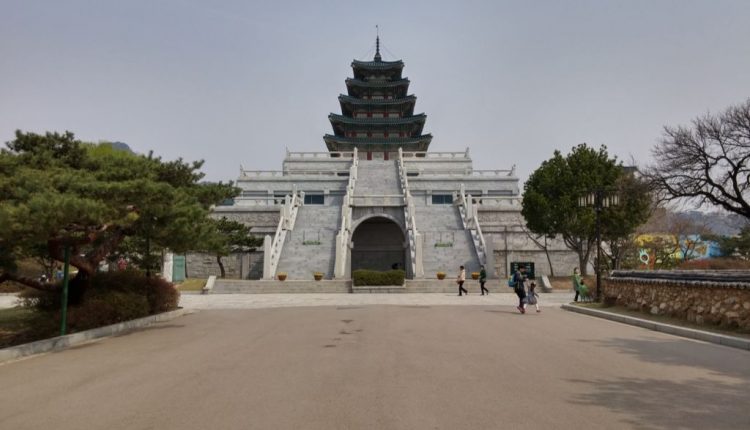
[577,337,750,379]
[112,323,185,338]
[567,376,749,430]
[568,337,750,429]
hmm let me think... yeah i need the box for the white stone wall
[185,252,264,280]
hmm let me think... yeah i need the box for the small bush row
[20,270,180,332]
[352,269,405,286]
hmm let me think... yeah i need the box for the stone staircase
[354,160,402,195]
[416,204,481,277]
[212,279,351,294]
[276,204,340,280]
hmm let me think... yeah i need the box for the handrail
[241,169,352,178]
[474,196,522,207]
[263,186,303,279]
[398,148,423,278]
[401,150,470,159]
[456,184,487,267]
[334,148,358,278]
[285,151,356,159]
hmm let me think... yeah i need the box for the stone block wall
[604,273,750,330]
[185,252,264,279]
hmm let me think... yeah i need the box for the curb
[561,304,750,351]
[0,308,193,364]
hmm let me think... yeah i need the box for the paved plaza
[1,295,748,429]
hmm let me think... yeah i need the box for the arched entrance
[351,216,405,272]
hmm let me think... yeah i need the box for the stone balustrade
[398,148,424,278]
[241,169,351,178]
[263,188,302,279]
[334,149,358,278]
[604,270,750,330]
[284,151,356,159]
[456,184,488,267]
[401,150,470,159]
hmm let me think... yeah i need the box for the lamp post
[578,190,619,301]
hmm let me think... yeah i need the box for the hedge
[352,269,405,286]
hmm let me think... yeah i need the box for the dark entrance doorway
[351,217,405,272]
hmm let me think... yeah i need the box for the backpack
[507,276,515,288]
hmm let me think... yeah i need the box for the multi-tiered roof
[324,38,432,152]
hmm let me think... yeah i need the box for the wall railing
[455,184,488,268]
[398,148,424,278]
[263,186,303,279]
[334,148,358,278]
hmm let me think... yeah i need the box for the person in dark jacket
[513,266,528,314]
[479,265,488,295]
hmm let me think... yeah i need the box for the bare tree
[516,217,555,276]
[645,99,750,220]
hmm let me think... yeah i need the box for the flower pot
[277,273,287,281]
[436,272,446,280]
[313,273,323,281]
[471,272,480,280]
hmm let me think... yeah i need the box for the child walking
[527,281,541,313]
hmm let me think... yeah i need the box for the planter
[436,272,446,280]
[471,272,480,280]
[313,272,323,281]
[277,273,287,281]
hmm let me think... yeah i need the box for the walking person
[572,268,583,302]
[479,265,489,295]
[527,281,541,313]
[512,265,528,314]
[457,265,468,296]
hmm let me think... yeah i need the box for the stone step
[212,279,352,294]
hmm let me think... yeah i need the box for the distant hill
[680,211,749,236]
[101,141,135,153]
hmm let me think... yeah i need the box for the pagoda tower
[324,37,432,157]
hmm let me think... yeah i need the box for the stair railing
[398,148,424,278]
[334,148,358,278]
[263,185,303,279]
[456,183,487,267]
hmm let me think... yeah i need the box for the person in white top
[457,265,467,296]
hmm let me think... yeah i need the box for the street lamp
[578,190,619,301]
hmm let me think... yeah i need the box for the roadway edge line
[0,308,196,365]
[561,303,750,351]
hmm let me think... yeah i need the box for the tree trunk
[543,236,555,277]
[216,255,226,278]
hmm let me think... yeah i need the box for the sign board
[172,255,186,283]
[510,262,535,279]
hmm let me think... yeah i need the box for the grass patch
[0,307,57,348]
[571,302,750,339]
[175,278,206,291]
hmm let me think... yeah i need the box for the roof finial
[374,25,382,62]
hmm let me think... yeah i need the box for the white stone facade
[213,149,578,280]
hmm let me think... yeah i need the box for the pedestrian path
[179,292,574,310]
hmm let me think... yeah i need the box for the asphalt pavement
[1,304,748,429]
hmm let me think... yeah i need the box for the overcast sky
[2,0,749,186]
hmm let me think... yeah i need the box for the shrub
[353,269,405,286]
[145,276,180,313]
[65,290,151,330]
[19,270,179,332]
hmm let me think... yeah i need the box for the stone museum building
[185,38,577,282]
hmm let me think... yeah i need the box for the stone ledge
[561,304,750,351]
[0,308,192,364]
[607,277,750,289]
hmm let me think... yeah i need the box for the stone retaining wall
[603,270,750,330]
